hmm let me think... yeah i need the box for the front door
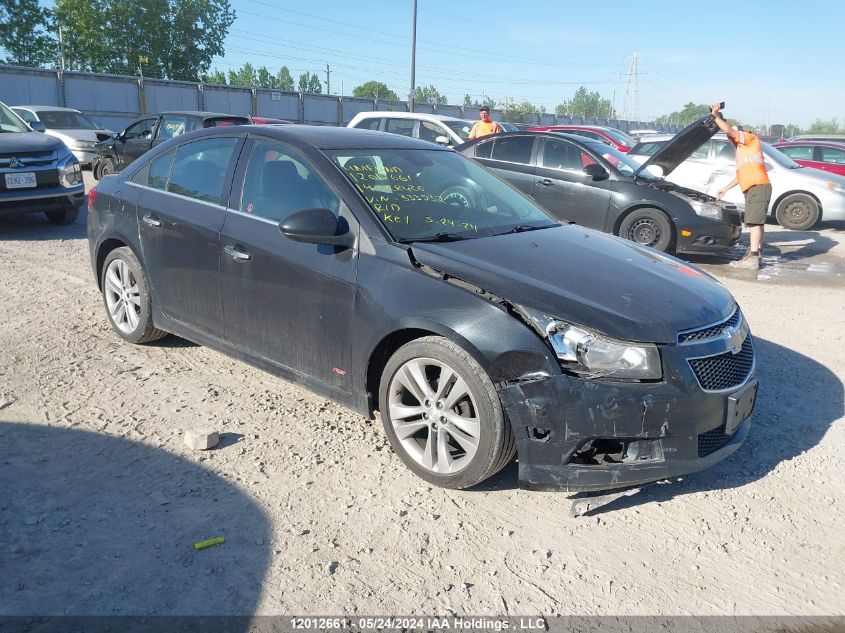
[220,138,358,390]
[120,117,159,169]
[533,137,611,229]
[136,135,243,336]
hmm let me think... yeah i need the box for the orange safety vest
[468,120,500,139]
[734,131,770,192]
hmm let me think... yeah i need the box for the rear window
[204,117,249,127]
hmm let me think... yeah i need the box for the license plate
[5,172,37,189]
[725,379,758,434]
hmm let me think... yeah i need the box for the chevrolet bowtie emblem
[10,156,25,169]
[726,328,744,354]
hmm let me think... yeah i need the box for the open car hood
[633,114,720,179]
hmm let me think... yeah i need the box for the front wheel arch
[614,205,676,252]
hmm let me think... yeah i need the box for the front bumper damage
[498,362,754,492]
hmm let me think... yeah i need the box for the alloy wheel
[103,259,141,334]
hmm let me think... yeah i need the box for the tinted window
[474,139,493,159]
[167,137,238,204]
[124,118,157,140]
[240,139,339,222]
[129,162,150,186]
[13,109,37,124]
[355,117,382,131]
[779,145,813,160]
[386,118,414,137]
[820,146,845,163]
[419,121,446,143]
[633,141,665,156]
[490,136,534,164]
[204,117,249,127]
[156,116,187,140]
[541,138,590,171]
[148,149,175,190]
[444,120,473,141]
[34,110,100,130]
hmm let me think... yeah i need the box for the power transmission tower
[620,51,643,121]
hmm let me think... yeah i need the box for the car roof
[458,130,602,150]
[13,105,82,113]
[157,111,249,118]
[775,139,845,148]
[176,123,453,151]
[351,111,471,124]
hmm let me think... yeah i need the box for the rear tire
[775,193,819,230]
[378,336,515,489]
[618,208,673,252]
[45,204,79,225]
[100,247,167,344]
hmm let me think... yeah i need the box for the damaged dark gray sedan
[87,125,757,491]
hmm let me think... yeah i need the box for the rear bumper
[498,366,755,492]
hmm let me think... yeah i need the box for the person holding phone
[711,101,772,270]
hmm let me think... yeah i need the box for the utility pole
[324,63,331,95]
[409,0,417,112]
[58,26,65,72]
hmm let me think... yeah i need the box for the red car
[772,140,845,177]
[526,124,636,153]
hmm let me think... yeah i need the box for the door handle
[537,179,553,186]
[224,245,251,261]
[142,214,162,227]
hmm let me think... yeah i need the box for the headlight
[826,181,845,194]
[515,306,662,380]
[58,159,82,187]
[689,200,724,219]
[72,140,96,149]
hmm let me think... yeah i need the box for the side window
[819,147,845,164]
[124,118,156,140]
[156,116,187,140]
[385,118,414,137]
[689,142,709,161]
[490,136,534,164]
[779,145,812,160]
[167,138,238,204]
[240,139,339,222]
[474,139,494,159]
[713,141,735,163]
[129,162,151,186]
[419,121,446,143]
[354,117,381,131]
[571,130,601,143]
[541,138,587,171]
[148,149,175,190]
[14,109,36,124]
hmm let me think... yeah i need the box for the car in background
[12,105,114,167]
[772,140,845,177]
[93,111,249,179]
[627,129,664,142]
[0,100,84,225]
[249,115,293,125]
[88,123,756,492]
[458,116,742,255]
[498,122,531,133]
[347,111,474,147]
[787,134,845,143]
[629,133,845,230]
[526,124,637,153]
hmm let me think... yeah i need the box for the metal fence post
[138,77,147,115]
[251,87,258,117]
[197,80,205,111]
[298,92,304,124]
[56,70,66,107]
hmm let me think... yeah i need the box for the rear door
[818,145,845,176]
[220,137,358,390]
[150,114,189,151]
[136,135,243,336]
[472,135,537,194]
[533,136,611,229]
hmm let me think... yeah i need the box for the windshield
[328,148,557,242]
[583,141,659,180]
[602,127,636,147]
[0,103,30,133]
[36,110,101,130]
[765,143,801,169]
[443,120,474,141]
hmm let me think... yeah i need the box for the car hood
[633,114,719,179]
[410,225,734,344]
[47,128,113,143]
[0,131,67,154]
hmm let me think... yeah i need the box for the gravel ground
[1,172,843,616]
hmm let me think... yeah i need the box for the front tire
[98,157,116,179]
[100,247,167,344]
[775,193,819,230]
[45,203,79,225]
[378,336,515,489]
[618,208,673,252]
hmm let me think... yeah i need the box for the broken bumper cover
[498,369,754,492]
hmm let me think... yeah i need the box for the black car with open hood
[87,124,757,497]
[458,115,742,255]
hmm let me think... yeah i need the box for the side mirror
[434,135,450,146]
[279,208,354,248]
[30,121,46,133]
[583,163,609,181]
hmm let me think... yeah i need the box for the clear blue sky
[211,0,843,128]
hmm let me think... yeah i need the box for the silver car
[629,133,845,230]
[11,105,113,167]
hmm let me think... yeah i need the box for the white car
[347,111,474,147]
[629,133,845,230]
[12,105,114,167]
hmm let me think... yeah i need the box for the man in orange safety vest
[467,106,501,140]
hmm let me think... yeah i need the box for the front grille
[689,336,754,391]
[680,309,741,342]
[698,423,733,457]
[0,151,56,168]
